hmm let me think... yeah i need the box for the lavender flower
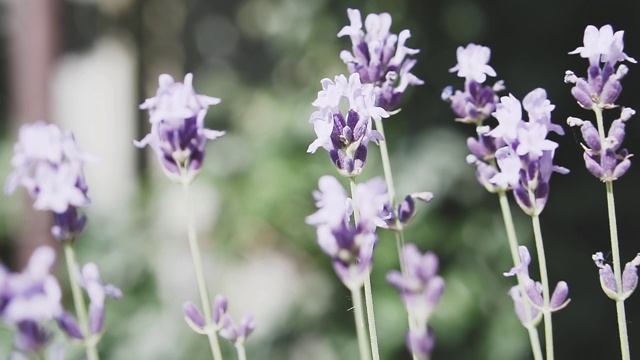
[593,252,640,300]
[0,247,62,353]
[568,108,634,182]
[308,74,387,177]
[488,91,569,215]
[338,8,423,111]
[184,294,254,347]
[565,25,636,109]
[5,122,91,242]
[182,294,228,334]
[306,176,391,289]
[442,43,504,125]
[387,244,444,359]
[504,246,570,326]
[56,262,121,340]
[135,73,225,184]
[219,314,255,346]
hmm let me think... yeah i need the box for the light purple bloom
[569,25,636,66]
[568,108,634,182]
[443,44,503,125]
[593,252,640,300]
[135,73,225,184]
[5,122,91,242]
[387,244,444,359]
[307,176,386,289]
[219,314,255,346]
[308,74,387,177]
[488,91,568,215]
[338,8,423,111]
[504,246,570,324]
[0,247,62,353]
[387,244,444,326]
[449,43,497,83]
[76,263,121,335]
[0,247,62,324]
[566,25,635,109]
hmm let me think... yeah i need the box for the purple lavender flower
[387,244,444,359]
[56,262,121,340]
[568,108,634,182]
[488,91,569,215]
[308,74,387,177]
[443,44,504,125]
[407,326,435,360]
[5,122,91,242]
[182,294,228,334]
[306,176,390,289]
[504,246,570,326]
[338,8,423,111]
[593,252,640,300]
[219,314,255,346]
[565,25,636,109]
[0,247,63,353]
[136,73,225,184]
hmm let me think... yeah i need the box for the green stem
[183,182,223,360]
[351,286,372,360]
[497,191,543,360]
[63,243,99,360]
[528,193,553,360]
[606,180,630,360]
[593,105,631,360]
[235,343,247,360]
[373,118,418,360]
[349,178,381,360]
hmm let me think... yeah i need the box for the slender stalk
[528,193,554,360]
[497,191,543,360]
[183,182,223,360]
[349,178,381,360]
[606,181,631,360]
[373,118,418,360]
[235,343,247,360]
[593,105,631,360]
[351,286,372,360]
[63,242,99,360]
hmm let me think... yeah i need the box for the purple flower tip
[182,301,206,329]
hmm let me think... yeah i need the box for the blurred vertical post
[7,0,60,266]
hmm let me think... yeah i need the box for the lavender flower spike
[0,247,63,353]
[306,176,385,289]
[75,263,122,335]
[504,246,570,318]
[219,314,255,346]
[136,73,225,185]
[387,244,444,359]
[308,73,387,177]
[5,122,91,242]
[338,8,423,111]
[443,44,503,125]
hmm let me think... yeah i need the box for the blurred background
[0,0,639,359]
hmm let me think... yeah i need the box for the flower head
[449,43,497,83]
[569,25,636,66]
[136,73,225,184]
[306,176,388,289]
[308,74,387,177]
[6,122,91,242]
[338,8,423,111]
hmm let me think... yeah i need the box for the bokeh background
[0,0,639,359]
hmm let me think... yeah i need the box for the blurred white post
[51,35,138,216]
